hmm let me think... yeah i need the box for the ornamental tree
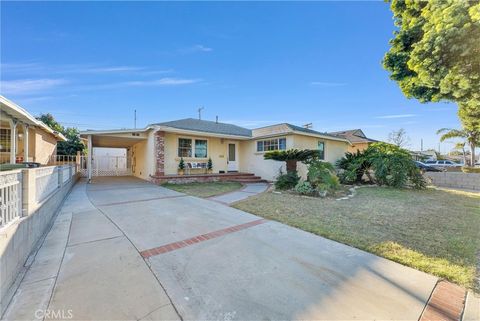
[263,149,319,173]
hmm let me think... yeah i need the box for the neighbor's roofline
[0,95,67,141]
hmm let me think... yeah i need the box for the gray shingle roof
[285,124,345,139]
[151,118,252,137]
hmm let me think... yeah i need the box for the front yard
[163,181,243,198]
[233,187,480,290]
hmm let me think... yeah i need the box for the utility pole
[134,109,137,129]
[421,138,423,152]
[198,107,204,120]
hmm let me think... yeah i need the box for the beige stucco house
[81,118,353,182]
[0,96,66,165]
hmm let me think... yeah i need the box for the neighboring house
[328,129,378,153]
[410,149,437,162]
[0,96,66,165]
[80,118,352,181]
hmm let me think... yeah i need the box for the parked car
[424,160,462,168]
[414,161,444,172]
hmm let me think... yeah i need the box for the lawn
[233,187,480,290]
[163,181,243,198]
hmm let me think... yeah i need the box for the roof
[0,95,67,141]
[286,124,347,140]
[328,129,378,144]
[151,118,252,137]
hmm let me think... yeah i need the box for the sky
[0,1,462,152]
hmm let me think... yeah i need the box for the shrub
[207,158,213,170]
[295,181,316,196]
[335,143,426,189]
[178,157,185,170]
[275,170,300,190]
[307,160,340,191]
[335,150,372,184]
[462,167,480,173]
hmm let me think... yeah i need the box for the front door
[227,142,238,172]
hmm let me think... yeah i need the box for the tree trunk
[286,160,297,172]
[462,147,467,166]
[470,143,476,167]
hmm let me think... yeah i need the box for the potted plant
[207,157,213,174]
[178,157,185,175]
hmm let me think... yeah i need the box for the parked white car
[424,160,463,168]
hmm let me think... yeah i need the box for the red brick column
[155,131,165,176]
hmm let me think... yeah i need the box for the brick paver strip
[97,194,187,207]
[420,280,466,321]
[140,219,267,258]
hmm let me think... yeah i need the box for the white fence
[0,165,76,228]
[78,155,132,177]
[0,170,23,228]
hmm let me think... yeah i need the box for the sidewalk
[208,182,269,204]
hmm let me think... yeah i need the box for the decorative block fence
[425,172,480,191]
[0,165,78,313]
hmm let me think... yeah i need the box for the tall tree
[388,128,410,148]
[37,113,85,156]
[383,0,480,163]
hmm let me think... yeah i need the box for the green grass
[233,187,480,290]
[163,181,243,198]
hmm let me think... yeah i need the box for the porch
[0,96,66,165]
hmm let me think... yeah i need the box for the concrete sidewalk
[208,182,269,204]
[3,177,442,320]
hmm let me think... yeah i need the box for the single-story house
[327,129,378,153]
[0,96,66,165]
[80,118,355,182]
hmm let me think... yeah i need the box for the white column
[9,118,17,164]
[23,124,29,162]
[87,135,92,182]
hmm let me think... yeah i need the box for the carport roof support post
[87,135,92,182]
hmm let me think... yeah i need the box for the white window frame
[256,137,287,152]
[177,137,209,159]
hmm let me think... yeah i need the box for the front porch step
[228,177,268,183]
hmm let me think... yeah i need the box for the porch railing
[0,164,77,228]
[0,170,23,228]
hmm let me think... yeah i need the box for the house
[328,129,378,153]
[80,118,352,182]
[0,96,66,165]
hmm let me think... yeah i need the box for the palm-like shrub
[264,149,320,172]
[335,150,372,183]
[307,160,340,192]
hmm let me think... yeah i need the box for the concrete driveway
[3,176,439,321]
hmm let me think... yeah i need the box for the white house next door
[227,142,238,172]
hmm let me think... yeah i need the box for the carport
[80,129,149,181]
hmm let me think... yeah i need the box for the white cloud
[375,114,417,119]
[310,81,346,87]
[180,44,213,54]
[0,78,67,95]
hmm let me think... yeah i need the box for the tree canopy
[264,149,320,172]
[37,113,85,156]
[383,0,480,109]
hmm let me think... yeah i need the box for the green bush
[178,158,185,170]
[275,170,300,190]
[307,160,340,191]
[295,181,316,196]
[336,143,426,189]
[462,167,480,173]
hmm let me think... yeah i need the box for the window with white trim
[178,138,192,157]
[0,129,11,153]
[318,141,325,160]
[178,138,208,158]
[257,138,286,152]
